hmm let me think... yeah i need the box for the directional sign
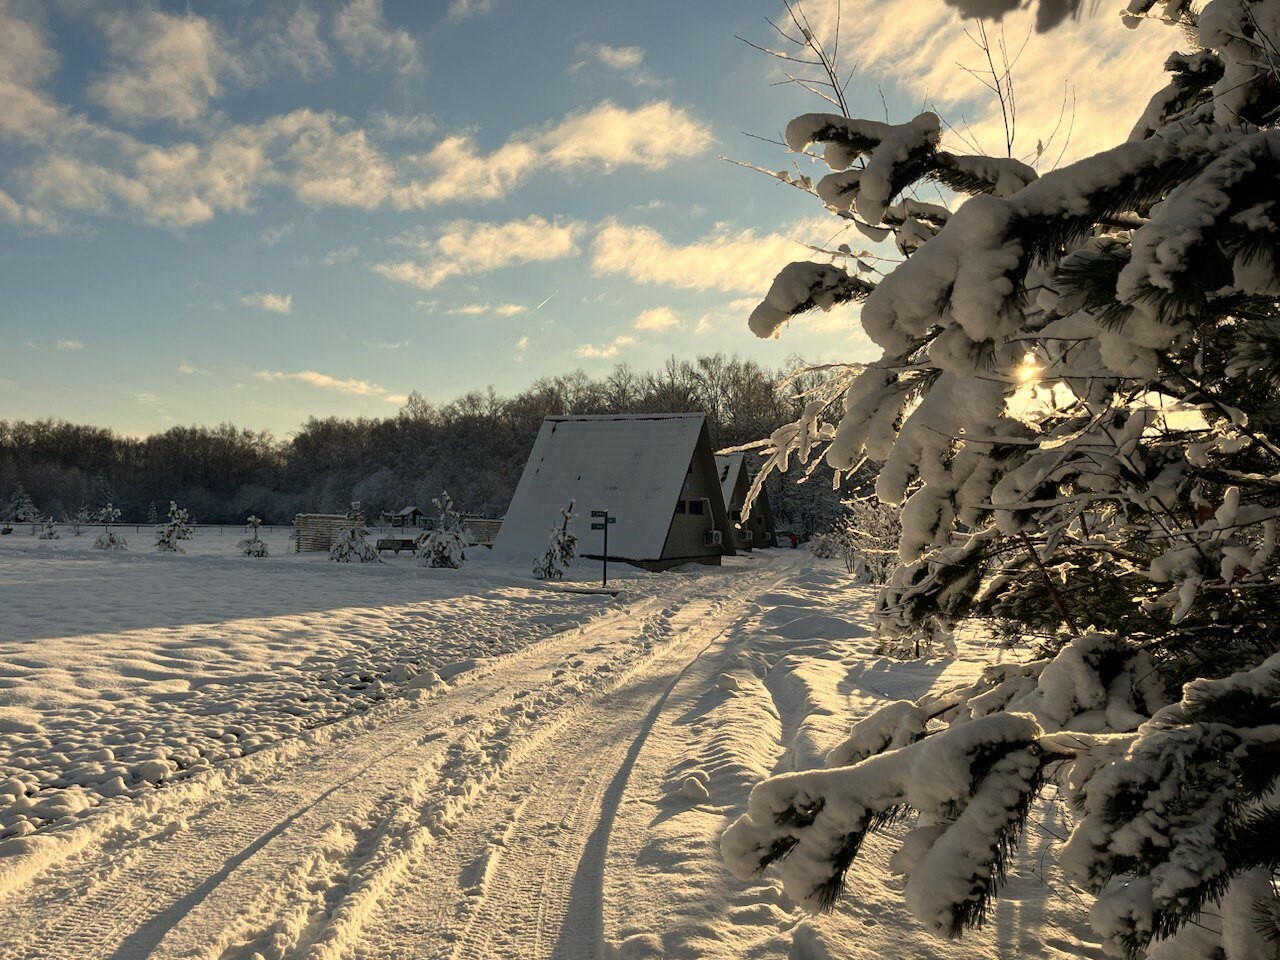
[591,522,605,530]
[591,510,608,517]
[606,517,616,524]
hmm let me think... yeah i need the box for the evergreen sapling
[416,491,468,569]
[238,514,268,557]
[93,503,127,550]
[155,500,193,553]
[37,514,58,540]
[533,502,577,580]
[330,501,380,563]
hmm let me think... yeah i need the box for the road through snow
[0,560,789,960]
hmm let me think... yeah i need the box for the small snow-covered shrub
[533,502,577,580]
[93,503,127,550]
[155,500,192,553]
[330,502,380,563]
[416,491,468,569]
[37,515,58,540]
[67,503,91,536]
[807,532,836,559]
[238,514,268,557]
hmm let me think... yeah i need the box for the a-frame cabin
[492,413,735,571]
[715,452,778,551]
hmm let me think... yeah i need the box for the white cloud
[256,368,404,403]
[261,223,293,245]
[574,44,657,86]
[369,111,435,140]
[240,291,293,314]
[515,335,529,352]
[274,5,331,80]
[89,10,235,125]
[577,335,634,359]
[592,217,836,294]
[322,245,359,264]
[55,338,84,351]
[448,0,493,20]
[633,306,680,331]
[334,0,420,77]
[396,100,709,207]
[365,339,409,350]
[445,302,528,317]
[373,215,584,290]
[178,360,207,374]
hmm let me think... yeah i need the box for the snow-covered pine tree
[533,501,578,580]
[6,484,39,534]
[68,503,91,536]
[725,2,1280,957]
[238,514,268,557]
[92,502,127,550]
[154,501,192,553]
[330,501,380,563]
[146,501,158,525]
[37,515,58,540]
[416,491,468,569]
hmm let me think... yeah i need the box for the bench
[376,537,417,555]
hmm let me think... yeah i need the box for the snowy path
[0,560,786,960]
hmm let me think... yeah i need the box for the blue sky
[0,0,1172,436]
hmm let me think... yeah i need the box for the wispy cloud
[373,216,583,289]
[89,9,235,126]
[322,245,359,265]
[255,368,405,403]
[178,360,207,374]
[592,218,834,295]
[55,338,85,351]
[365,339,410,350]
[576,335,634,359]
[333,0,420,77]
[572,43,657,86]
[515,335,529,352]
[448,0,494,20]
[633,306,679,331]
[445,302,528,317]
[240,291,292,314]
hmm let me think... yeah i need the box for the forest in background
[0,353,855,534]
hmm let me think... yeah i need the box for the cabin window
[675,500,686,514]
[688,499,704,515]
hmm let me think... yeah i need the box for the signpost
[590,510,616,587]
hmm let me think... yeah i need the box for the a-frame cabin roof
[715,453,747,511]
[493,413,729,563]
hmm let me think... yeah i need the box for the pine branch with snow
[730,0,1280,955]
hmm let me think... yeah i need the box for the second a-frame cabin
[492,413,735,571]
[715,452,778,551]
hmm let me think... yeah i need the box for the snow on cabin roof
[492,413,707,563]
[715,453,745,509]
[393,506,423,516]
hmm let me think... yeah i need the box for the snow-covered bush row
[730,0,1280,956]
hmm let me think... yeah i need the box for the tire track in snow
[349,565,786,960]
[0,592,678,960]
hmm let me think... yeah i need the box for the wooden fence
[294,514,350,553]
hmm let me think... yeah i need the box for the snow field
[0,530,660,846]
[603,564,1101,960]
[0,541,1108,959]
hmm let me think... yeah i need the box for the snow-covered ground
[0,530,1098,959]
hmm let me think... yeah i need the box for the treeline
[1,354,855,534]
